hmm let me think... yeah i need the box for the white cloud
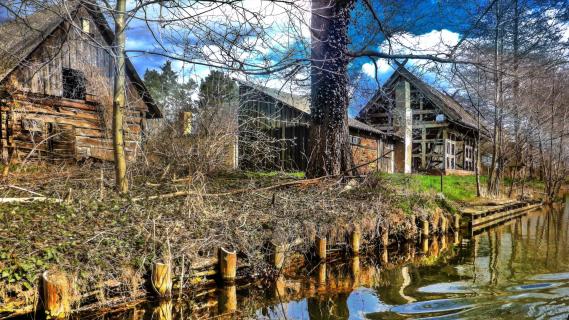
[362,59,392,78]
[360,29,461,83]
[382,29,460,55]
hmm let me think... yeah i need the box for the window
[81,18,90,33]
[349,135,361,145]
[62,68,86,100]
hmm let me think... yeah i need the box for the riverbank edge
[0,210,458,319]
[0,168,549,319]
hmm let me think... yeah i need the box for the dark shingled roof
[239,80,310,114]
[238,80,388,137]
[363,65,486,134]
[0,2,162,118]
[0,3,69,82]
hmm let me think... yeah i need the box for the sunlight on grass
[373,173,484,203]
[414,175,486,203]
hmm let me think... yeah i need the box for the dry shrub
[141,125,236,177]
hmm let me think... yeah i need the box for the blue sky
[0,0,481,116]
[122,0,479,116]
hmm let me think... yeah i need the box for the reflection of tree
[307,294,349,320]
[471,206,569,286]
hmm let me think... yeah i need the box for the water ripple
[390,298,475,315]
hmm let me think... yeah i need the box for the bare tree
[112,0,128,193]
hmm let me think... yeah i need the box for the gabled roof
[238,80,389,137]
[238,80,310,113]
[0,2,161,118]
[363,65,482,132]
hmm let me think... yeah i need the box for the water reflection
[253,203,569,319]
[71,203,569,319]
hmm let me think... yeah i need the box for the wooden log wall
[0,6,149,162]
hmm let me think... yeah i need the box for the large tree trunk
[508,0,520,199]
[307,0,355,178]
[113,0,129,193]
[487,0,502,197]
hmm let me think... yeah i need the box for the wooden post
[454,231,460,245]
[219,247,237,283]
[315,236,327,260]
[317,263,327,288]
[381,247,388,264]
[422,238,429,254]
[431,237,440,257]
[42,270,70,319]
[440,216,448,234]
[151,262,172,298]
[395,79,413,173]
[350,225,361,255]
[218,285,237,315]
[381,229,389,248]
[271,242,285,270]
[453,214,461,230]
[421,220,429,238]
[153,300,173,320]
[404,241,414,260]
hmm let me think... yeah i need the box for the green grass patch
[414,174,485,203]
[373,173,485,203]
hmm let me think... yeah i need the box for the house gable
[358,66,480,174]
[0,3,160,162]
[0,3,160,118]
[360,66,480,133]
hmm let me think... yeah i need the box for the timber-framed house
[359,65,485,175]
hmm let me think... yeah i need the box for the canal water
[83,202,569,319]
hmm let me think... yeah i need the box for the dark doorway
[62,68,86,100]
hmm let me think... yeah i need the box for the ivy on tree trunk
[307,0,355,178]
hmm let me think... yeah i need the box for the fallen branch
[0,197,62,204]
[7,185,45,197]
[132,176,330,202]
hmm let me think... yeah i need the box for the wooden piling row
[35,217,464,319]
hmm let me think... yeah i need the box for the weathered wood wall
[238,85,394,173]
[0,7,149,162]
[238,85,310,171]
[350,133,394,174]
[362,76,477,174]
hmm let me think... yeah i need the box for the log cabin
[0,2,161,164]
[238,82,397,173]
[358,65,485,175]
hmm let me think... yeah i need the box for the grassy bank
[378,173,545,204]
[0,165,456,315]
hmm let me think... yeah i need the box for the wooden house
[0,2,161,163]
[358,65,483,175]
[238,82,396,173]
